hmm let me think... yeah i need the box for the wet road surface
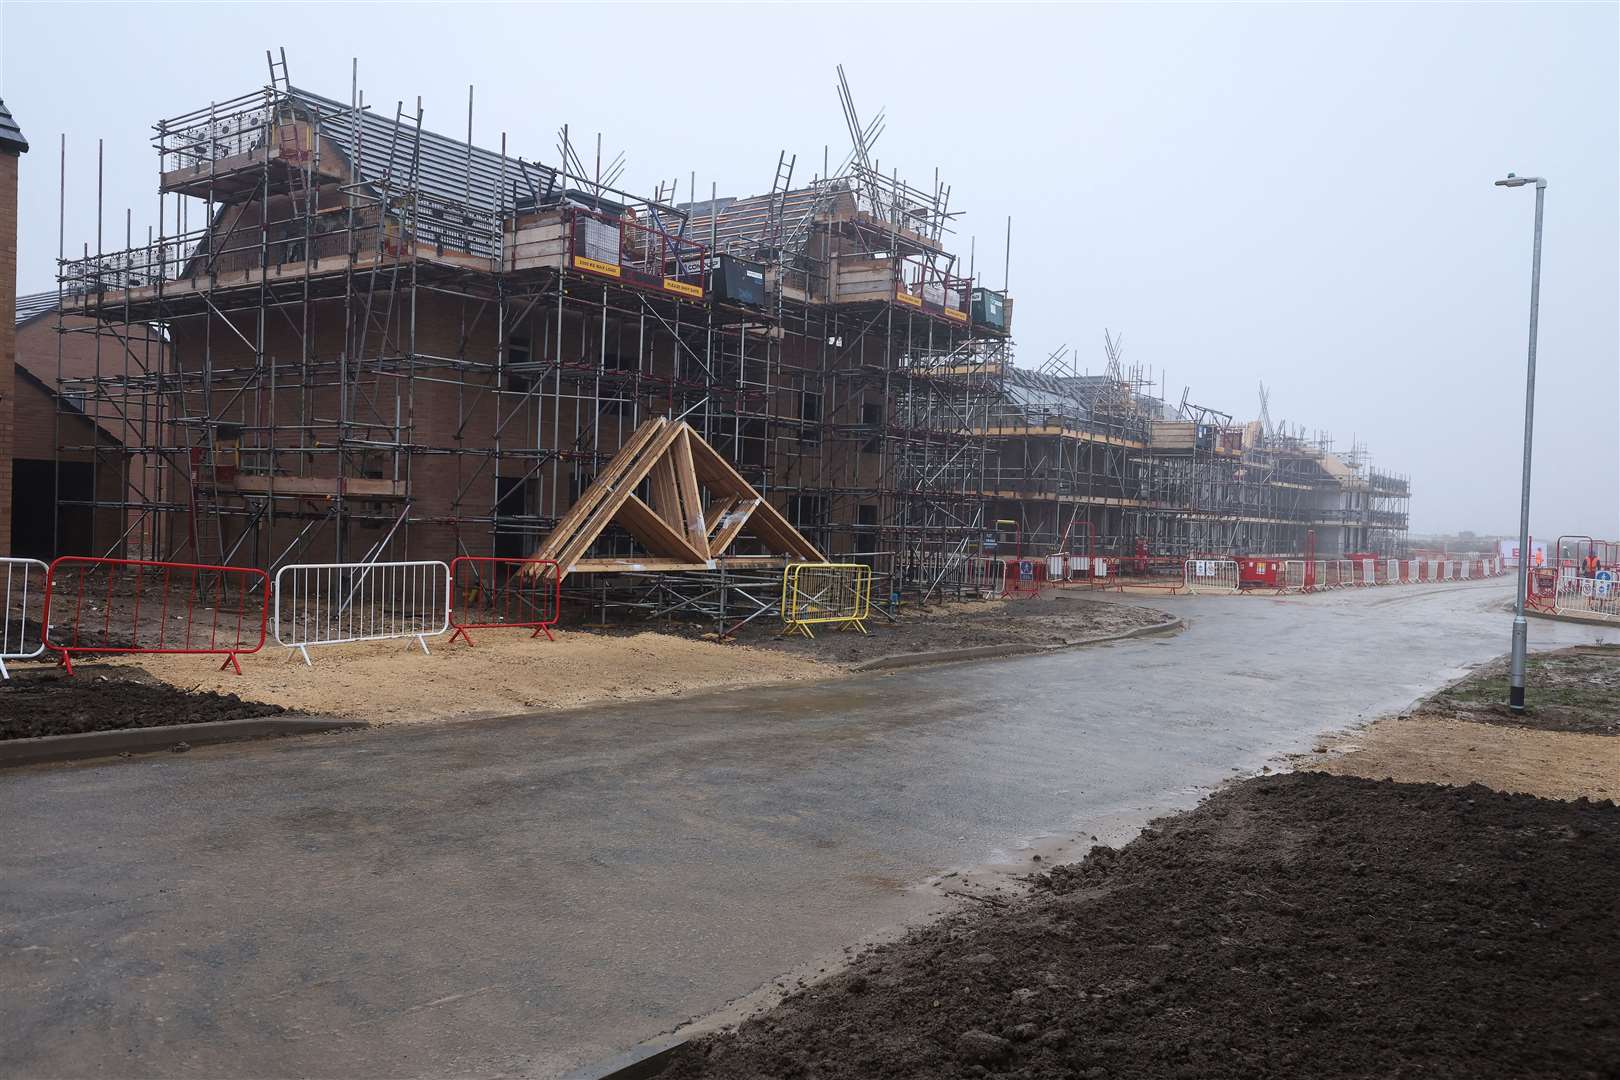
[1,580,1608,1078]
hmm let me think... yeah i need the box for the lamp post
[1494,172,1546,713]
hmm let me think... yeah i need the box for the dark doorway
[12,459,92,560]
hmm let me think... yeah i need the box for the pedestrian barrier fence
[781,562,872,638]
[0,557,49,679]
[1407,559,1421,582]
[1335,560,1354,587]
[1284,560,1306,592]
[1459,560,1471,579]
[1284,559,1334,592]
[1048,554,1066,581]
[1442,561,1454,581]
[1427,559,1439,581]
[952,555,1005,598]
[1555,574,1620,623]
[1184,558,1240,594]
[1358,558,1377,586]
[42,556,269,674]
[448,556,561,645]
[1386,559,1400,583]
[273,560,452,665]
[1003,557,1047,598]
[1069,554,1094,579]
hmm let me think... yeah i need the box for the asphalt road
[1,580,1607,1078]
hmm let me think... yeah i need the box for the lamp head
[1495,173,1546,189]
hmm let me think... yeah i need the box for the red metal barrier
[448,556,561,645]
[43,557,269,674]
[1001,557,1047,598]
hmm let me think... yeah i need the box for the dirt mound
[0,667,288,740]
[664,773,1620,1079]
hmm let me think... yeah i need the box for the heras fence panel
[448,557,561,644]
[1336,560,1356,587]
[1358,558,1378,586]
[1283,560,1307,592]
[1386,559,1401,583]
[43,557,268,674]
[1311,560,1328,590]
[781,562,872,638]
[274,560,451,664]
[1555,575,1620,623]
[0,557,49,679]
[1184,558,1240,594]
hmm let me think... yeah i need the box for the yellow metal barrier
[781,562,872,638]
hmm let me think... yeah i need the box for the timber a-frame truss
[529,417,823,577]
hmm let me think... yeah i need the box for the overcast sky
[2,2,1615,538]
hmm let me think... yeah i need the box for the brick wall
[0,151,18,556]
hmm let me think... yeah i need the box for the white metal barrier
[1555,575,1620,622]
[961,556,1006,598]
[0,557,48,679]
[1459,560,1471,579]
[1442,561,1454,581]
[273,560,452,664]
[1358,558,1378,586]
[1069,553,1093,579]
[1048,554,1066,581]
[1385,558,1399,583]
[1184,558,1240,594]
[1407,558,1421,582]
[1283,559,1306,592]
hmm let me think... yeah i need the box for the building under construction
[42,57,1409,618]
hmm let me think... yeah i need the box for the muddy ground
[0,665,288,740]
[1305,645,1619,800]
[662,772,1620,1080]
[733,591,1171,665]
[1420,645,1620,734]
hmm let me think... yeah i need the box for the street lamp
[1494,172,1547,713]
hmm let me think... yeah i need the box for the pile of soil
[0,667,288,740]
[664,773,1620,1079]
[1423,646,1620,735]
[738,592,1171,665]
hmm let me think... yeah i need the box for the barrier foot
[531,625,555,641]
[298,644,312,668]
[58,651,74,676]
[220,653,243,675]
[448,627,472,647]
[416,634,431,656]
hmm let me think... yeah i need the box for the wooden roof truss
[529,417,823,577]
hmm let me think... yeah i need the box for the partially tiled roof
[286,86,556,219]
[15,290,57,328]
[681,184,850,257]
[0,98,27,154]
